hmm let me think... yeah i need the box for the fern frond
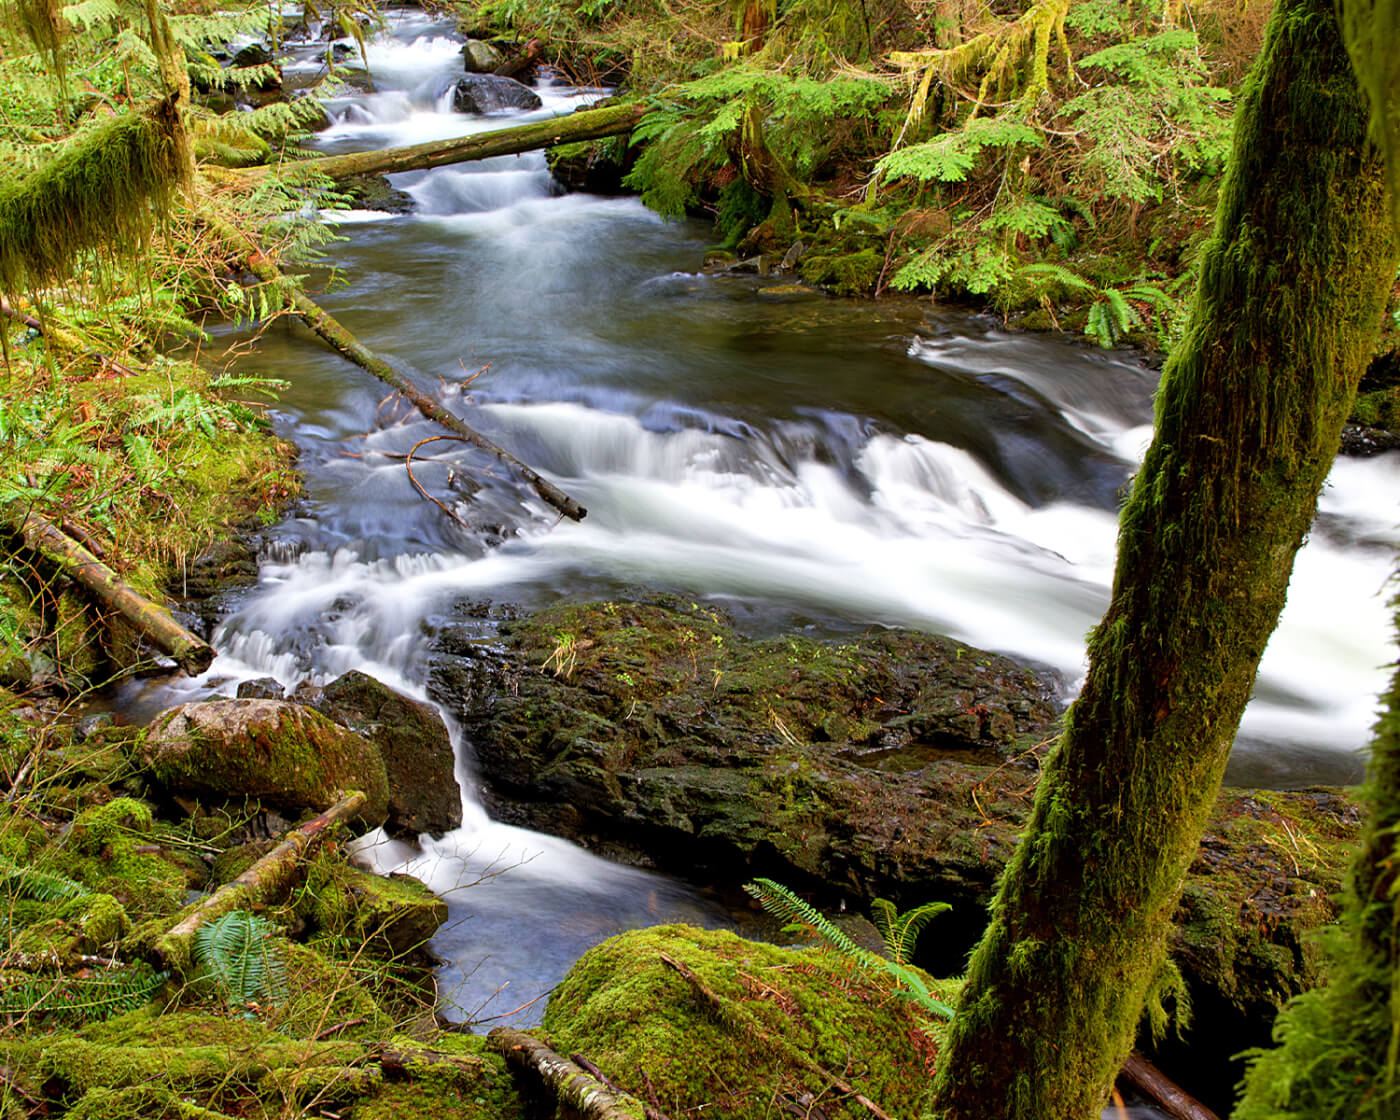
[744,878,877,967]
[869,898,951,965]
[0,864,91,902]
[192,910,289,1010]
[0,964,167,1025]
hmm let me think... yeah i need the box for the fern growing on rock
[744,877,955,1019]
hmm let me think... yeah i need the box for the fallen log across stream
[229,101,646,182]
[16,513,214,675]
[203,212,586,521]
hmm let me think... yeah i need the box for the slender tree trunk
[930,1,1397,1116]
[1233,620,1400,1118]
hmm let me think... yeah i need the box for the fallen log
[488,1028,648,1120]
[1119,1054,1222,1120]
[152,791,366,974]
[234,101,645,182]
[18,513,214,675]
[203,211,586,521]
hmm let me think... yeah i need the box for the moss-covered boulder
[319,671,462,839]
[541,923,957,1119]
[142,700,389,828]
[299,860,449,961]
[429,597,1057,906]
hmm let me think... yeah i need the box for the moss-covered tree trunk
[930,0,1398,1116]
[1233,621,1400,1117]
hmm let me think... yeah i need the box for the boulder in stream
[318,670,462,840]
[451,74,541,114]
[142,699,389,828]
[428,596,1366,1101]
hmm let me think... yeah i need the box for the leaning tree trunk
[1233,614,1400,1118]
[930,1,1398,1117]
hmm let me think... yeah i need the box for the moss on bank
[542,923,958,1119]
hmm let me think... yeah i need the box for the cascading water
[132,8,1397,1037]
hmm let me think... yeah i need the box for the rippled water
[127,8,1397,1033]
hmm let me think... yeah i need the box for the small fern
[0,864,91,902]
[192,910,289,1012]
[870,898,952,966]
[745,878,955,1019]
[0,963,168,1026]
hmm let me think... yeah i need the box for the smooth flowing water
[130,10,1396,1033]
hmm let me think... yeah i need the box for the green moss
[1350,386,1400,429]
[0,102,186,293]
[542,924,956,1119]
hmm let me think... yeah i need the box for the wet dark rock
[451,74,541,114]
[340,173,416,214]
[142,699,388,829]
[1338,422,1400,456]
[319,670,462,840]
[170,538,258,602]
[547,137,632,195]
[427,595,1363,1058]
[428,597,1058,905]
[232,43,275,68]
[236,677,285,700]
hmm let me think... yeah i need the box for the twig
[405,436,475,531]
[315,1017,368,1041]
[571,1053,675,1120]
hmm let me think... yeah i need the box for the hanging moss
[0,98,186,295]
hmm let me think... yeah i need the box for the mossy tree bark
[1233,619,1400,1118]
[930,1,1398,1117]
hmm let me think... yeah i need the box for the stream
[124,7,1396,1056]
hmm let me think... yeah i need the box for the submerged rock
[319,670,462,839]
[451,74,541,114]
[142,700,389,828]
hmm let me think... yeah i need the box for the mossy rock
[541,924,956,1119]
[429,597,1056,912]
[299,861,448,961]
[141,700,389,828]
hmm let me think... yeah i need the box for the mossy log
[203,212,585,522]
[18,513,213,675]
[231,101,644,183]
[488,1028,648,1120]
[152,791,366,974]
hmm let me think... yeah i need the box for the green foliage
[192,910,289,1012]
[0,963,169,1026]
[1062,30,1232,204]
[869,898,952,966]
[744,878,955,1019]
[1012,262,1183,347]
[877,116,1040,185]
[0,102,185,294]
[0,863,91,902]
[626,67,891,219]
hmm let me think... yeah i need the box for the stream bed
[124,7,1396,1055]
